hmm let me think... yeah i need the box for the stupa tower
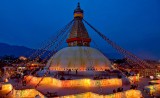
[47,3,111,71]
[66,3,91,46]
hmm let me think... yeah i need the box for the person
[68,69,71,74]
[49,70,50,75]
[135,84,138,89]
[76,69,78,75]
[120,87,123,92]
[130,85,133,89]
[0,83,2,90]
[53,92,58,97]
[108,75,110,79]
[117,74,122,78]
[22,80,26,86]
[113,89,116,93]
[67,76,72,80]
[47,91,50,94]
[117,88,121,92]
[60,76,65,80]
[142,88,145,91]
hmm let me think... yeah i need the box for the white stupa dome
[47,46,111,71]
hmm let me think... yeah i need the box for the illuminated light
[95,80,101,87]
[0,84,13,95]
[0,83,143,98]
[150,80,160,84]
[19,56,27,60]
[14,89,45,98]
[101,80,108,86]
[145,84,160,95]
[74,13,83,18]
[62,90,143,98]
[61,80,71,87]
[5,78,8,82]
[125,90,142,98]
[128,75,140,83]
[0,83,46,97]
[25,76,122,88]
[84,79,91,87]
[2,84,13,91]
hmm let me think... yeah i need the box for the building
[47,3,111,72]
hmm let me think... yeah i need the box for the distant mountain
[0,43,35,57]
[0,43,51,58]
[0,42,122,59]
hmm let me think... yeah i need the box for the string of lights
[83,19,151,69]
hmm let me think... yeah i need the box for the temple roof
[68,19,90,39]
[74,2,83,13]
[47,47,111,71]
[66,3,91,47]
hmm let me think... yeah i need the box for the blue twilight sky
[0,0,160,60]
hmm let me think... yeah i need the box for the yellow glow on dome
[47,47,111,71]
